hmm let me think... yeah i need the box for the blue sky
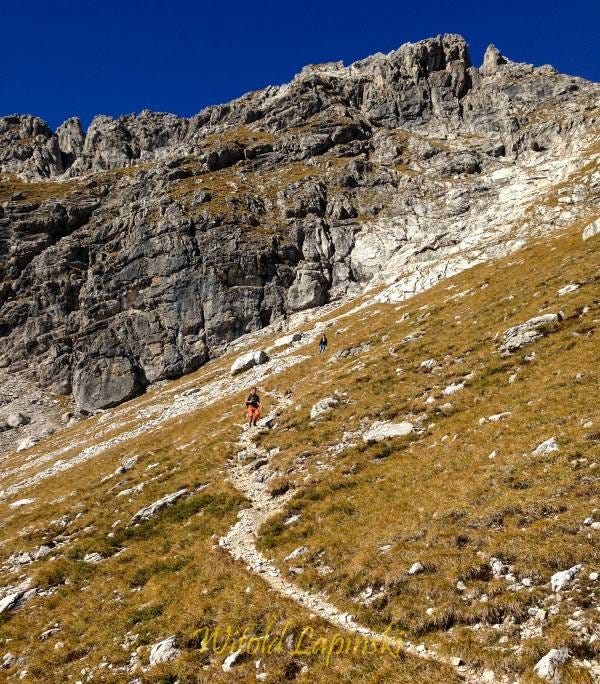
[2,0,599,130]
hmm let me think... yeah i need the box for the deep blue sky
[2,0,599,131]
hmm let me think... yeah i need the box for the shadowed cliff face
[1,34,599,412]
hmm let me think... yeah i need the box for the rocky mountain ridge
[1,34,600,430]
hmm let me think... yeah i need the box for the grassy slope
[254,225,600,682]
[0,224,598,683]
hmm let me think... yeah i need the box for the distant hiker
[319,333,328,353]
[245,386,261,428]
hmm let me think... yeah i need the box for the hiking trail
[219,391,506,684]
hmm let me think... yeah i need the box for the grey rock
[407,561,424,575]
[363,420,413,443]
[532,437,559,456]
[310,397,339,419]
[500,313,563,354]
[479,412,512,425]
[443,382,464,395]
[230,350,269,375]
[16,437,38,452]
[480,44,509,76]
[73,357,145,413]
[148,636,180,666]
[222,649,242,672]
[438,402,455,416]
[38,627,61,641]
[129,488,188,525]
[582,218,600,240]
[83,552,103,564]
[8,498,35,510]
[533,647,570,682]
[56,117,85,167]
[116,455,138,475]
[490,557,507,578]
[2,652,16,668]
[551,565,581,592]
[273,332,303,347]
[557,282,579,296]
[5,412,30,428]
[0,591,25,614]
[284,546,309,561]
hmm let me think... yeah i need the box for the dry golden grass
[0,344,455,682]
[0,175,82,204]
[200,124,275,148]
[252,225,600,679]
[0,224,598,682]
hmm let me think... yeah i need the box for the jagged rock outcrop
[480,44,508,76]
[2,34,600,413]
[56,117,85,168]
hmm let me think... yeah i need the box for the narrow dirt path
[219,393,503,683]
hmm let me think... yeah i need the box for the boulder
[284,546,309,562]
[479,412,511,425]
[73,357,145,413]
[550,565,581,592]
[0,591,24,614]
[490,557,507,578]
[500,313,562,354]
[149,636,180,666]
[129,488,188,525]
[115,455,138,475]
[8,498,34,510]
[557,282,579,296]
[438,402,455,416]
[533,647,570,682]
[532,437,559,456]
[273,332,303,348]
[407,561,424,575]
[31,545,52,561]
[83,552,103,564]
[6,412,30,428]
[2,653,15,669]
[582,218,600,240]
[38,627,60,641]
[310,397,339,420]
[16,437,38,452]
[363,421,413,443]
[230,350,269,376]
[287,268,329,311]
[222,650,242,672]
[443,382,464,395]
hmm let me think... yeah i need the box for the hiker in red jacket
[245,387,261,428]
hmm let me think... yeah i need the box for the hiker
[245,386,261,428]
[319,333,328,353]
